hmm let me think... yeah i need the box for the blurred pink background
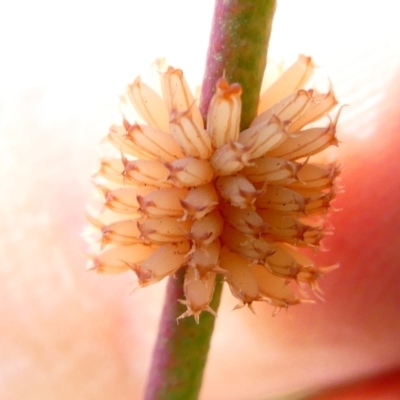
[1,1,400,399]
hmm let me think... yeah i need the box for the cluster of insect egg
[87,55,340,322]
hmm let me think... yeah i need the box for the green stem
[200,0,277,130]
[144,1,276,399]
[144,270,223,400]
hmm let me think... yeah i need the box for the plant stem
[144,270,223,400]
[144,1,276,399]
[200,0,277,130]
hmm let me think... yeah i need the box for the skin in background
[1,1,400,399]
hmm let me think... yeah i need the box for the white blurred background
[1,1,400,399]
